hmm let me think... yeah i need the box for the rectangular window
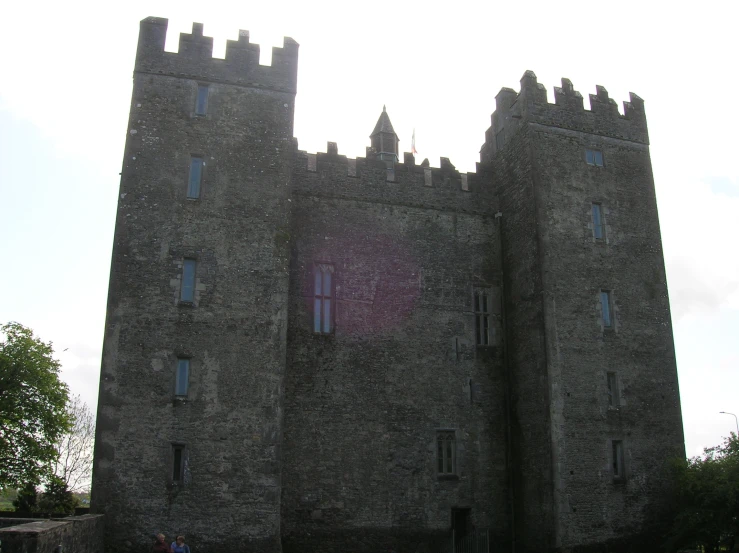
[181,259,196,302]
[592,203,605,240]
[474,289,491,346]
[314,264,334,334]
[586,148,604,166]
[607,371,620,408]
[188,157,203,199]
[612,440,624,479]
[195,84,209,115]
[600,290,612,328]
[172,444,185,482]
[437,431,456,475]
[175,359,190,397]
[495,130,505,151]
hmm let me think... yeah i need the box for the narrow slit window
[181,259,196,302]
[195,85,209,115]
[188,157,203,199]
[607,371,620,408]
[474,289,491,346]
[314,264,334,334]
[437,431,456,475]
[172,445,185,482]
[592,203,605,240]
[600,290,612,328]
[612,440,624,479]
[175,359,190,397]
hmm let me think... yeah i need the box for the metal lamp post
[719,411,739,435]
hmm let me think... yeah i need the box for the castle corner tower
[91,17,298,553]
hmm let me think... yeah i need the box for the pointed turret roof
[371,105,398,137]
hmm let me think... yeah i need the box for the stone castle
[91,16,685,553]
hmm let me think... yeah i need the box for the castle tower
[91,17,298,553]
[480,71,685,552]
[370,105,400,166]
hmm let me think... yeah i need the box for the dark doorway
[451,507,471,543]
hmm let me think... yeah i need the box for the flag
[411,128,417,155]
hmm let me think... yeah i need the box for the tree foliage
[52,395,95,492]
[667,433,739,553]
[0,322,72,488]
[11,481,37,513]
[37,475,79,515]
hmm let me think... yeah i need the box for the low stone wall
[0,517,45,529]
[0,514,104,553]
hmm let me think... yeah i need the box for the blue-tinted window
[600,290,612,327]
[188,157,203,198]
[592,203,604,239]
[586,148,604,166]
[195,85,208,115]
[175,359,190,396]
[181,259,196,302]
[314,264,334,334]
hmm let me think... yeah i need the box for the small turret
[370,106,399,167]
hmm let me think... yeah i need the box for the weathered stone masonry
[92,16,685,553]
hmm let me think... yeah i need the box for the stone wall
[282,162,509,552]
[0,515,104,553]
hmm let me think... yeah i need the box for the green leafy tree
[0,322,71,488]
[37,475,78,515]
[12,481,38,513]
[666,433,739,553]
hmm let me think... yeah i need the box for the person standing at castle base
[171,535,191,553]
[152,533,172,553]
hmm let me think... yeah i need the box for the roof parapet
[481,70,649,163]
[296,147,485,197]
[134,17,299,94]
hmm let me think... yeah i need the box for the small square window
[600,290,613,328]
[607,371,620,408]
[188,157,204,199]
[592,203,605,240]
[172,444,185,482]
[612,440,625,479]
[474,289,491,346]
[586,149,604,166]
[314,264,334,334]
[176,358,190,397]
[195,84,209,115]
[181,259,196,303]
[437,430,456,475]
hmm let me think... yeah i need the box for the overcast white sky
[1,0,737,458]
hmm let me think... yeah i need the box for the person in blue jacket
[171,536,190,553]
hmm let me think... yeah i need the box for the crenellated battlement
[134,17,298,94]
[481,70,648,163]
[292,142,494,215]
